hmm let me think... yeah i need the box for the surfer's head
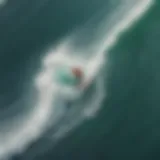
[71,67,84,79]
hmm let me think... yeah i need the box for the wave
[0,0,154,159]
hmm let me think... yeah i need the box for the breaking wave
[0,0,154,159]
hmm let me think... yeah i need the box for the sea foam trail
[42,0,154,138]
[0,0,154,159]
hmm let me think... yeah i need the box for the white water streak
[0,0,154,159]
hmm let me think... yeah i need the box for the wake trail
[42,0,154,139]
[0,0,154,159]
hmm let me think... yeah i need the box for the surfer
[55,66,84,87]
[55,66,86,108]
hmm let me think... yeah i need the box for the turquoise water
[0,0,159,160]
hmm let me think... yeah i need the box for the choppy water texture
[0,0,159,159]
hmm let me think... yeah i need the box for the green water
[1,0,159,160]
[36,1,160,160]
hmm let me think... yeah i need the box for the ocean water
[0,0,159,160]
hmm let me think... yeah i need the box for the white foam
[0,0,7,7]
[0,0,154,159]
